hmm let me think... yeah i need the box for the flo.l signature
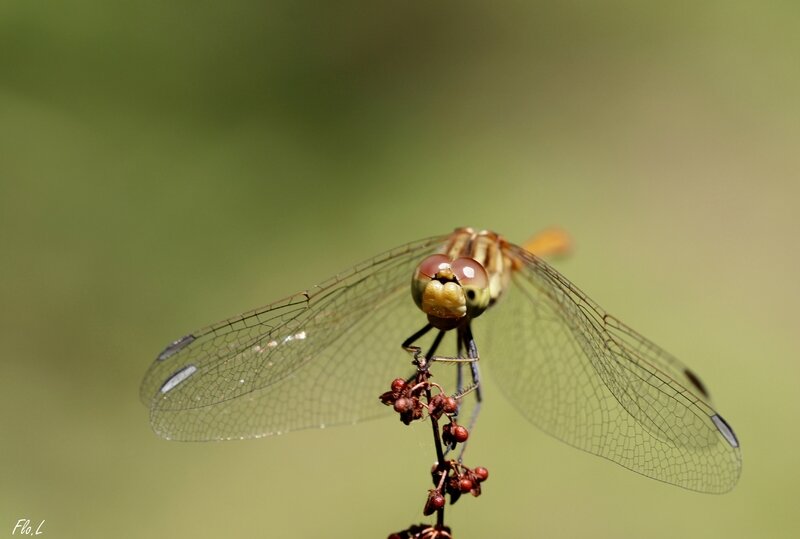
[12,519,44,535]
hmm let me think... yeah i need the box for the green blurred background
[1,1,798,538]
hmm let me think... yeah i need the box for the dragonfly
[140,227,741,494]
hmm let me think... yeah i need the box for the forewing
[140,234,447,441]
[484,244,741,493]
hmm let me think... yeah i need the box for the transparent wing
[484,244,742,493]
[140,234,448,441]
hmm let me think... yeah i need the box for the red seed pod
[459,478,474,492]
[423,490,446,516]
[452,425,469,443]
[391,378,406,393]
[473,466,489,482]
[442,396,458,414]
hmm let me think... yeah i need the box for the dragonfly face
[411,254,491,326]
[142,226,741,493]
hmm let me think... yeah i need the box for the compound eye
[450,257,491,317]
[450,257,488,288]
[416,254,452,279]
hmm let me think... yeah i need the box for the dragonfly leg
[403,326,447,378]
[455,336,465,414]
[425,329,446,362]
[441,335,467,457]
[402,323,434,357]
[457,323,482,461]
[461,323,481,399]
[421,323,481,390]
[403,322,476,371]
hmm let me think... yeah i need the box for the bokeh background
[1,1,798,538]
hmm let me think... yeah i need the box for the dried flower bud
[393,397,412,413]
[379,390,396,406]
[430,464,444,486]
[426,394,443,419]
[400,397,425,425]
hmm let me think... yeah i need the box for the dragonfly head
[411,254,491,326]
